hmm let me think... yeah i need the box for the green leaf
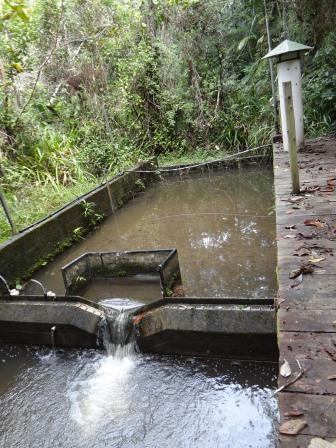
[237,36,250,51]
[17,9,29,22]
[11,62,23,72]
[0,12,15,21]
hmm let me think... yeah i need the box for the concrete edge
[0,160,158,284]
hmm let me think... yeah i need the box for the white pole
[284,81,300,194]
[277,58,304,152]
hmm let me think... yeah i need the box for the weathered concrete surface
[274,137,336,447]
[0,161,158,284]
[0,299,103,348]
[0,295,276,358]
[136,304,277,359]
[161,152,272,177]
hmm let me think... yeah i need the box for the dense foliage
[0,0,335,239]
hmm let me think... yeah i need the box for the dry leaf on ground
[309,255,326,264]
[304,219,327,229]
[327,374,336,381]
[284,410,303,417]
[280,359,291,378]
[297,232,318,239]
[290,273,303,288]
[294,247,311,257]
[279,419,307,435]
[308,438,336,448]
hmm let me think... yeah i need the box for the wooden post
[0,166,17,235]
[0,188,17,235]
[284,81,300,194]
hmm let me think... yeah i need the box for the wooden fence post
[284,81,300,194]
[0,188,17,235]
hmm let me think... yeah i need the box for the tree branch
[15,0,64,123]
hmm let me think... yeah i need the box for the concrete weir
[136,301,276,360]
[0,298,103,347]
[0,295,276,359]
[0,155,277,360]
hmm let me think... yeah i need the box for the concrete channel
[0,154,277,361]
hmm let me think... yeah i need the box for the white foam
[67,354,135,431]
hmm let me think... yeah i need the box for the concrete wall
[0,161,158,284]
[0,298,276,359]
[0,299,104,348]
[136,303,277,360]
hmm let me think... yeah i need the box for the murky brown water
[80,276,161,303]
[0,344,278,448]
[35,168,276,300]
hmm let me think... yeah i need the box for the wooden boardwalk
[274,137,336,447]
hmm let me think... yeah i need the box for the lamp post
[263,39,312,152]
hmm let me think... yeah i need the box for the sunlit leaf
[11,62,23,72]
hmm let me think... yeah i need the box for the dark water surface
[35,168,276,300]
[0,344,278,448]
[80,275,162,303]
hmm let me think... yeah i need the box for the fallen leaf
[291,273,303,288]
[327,374,336,381]
[289,268,302,279]
[324,348,336,362]
[309,255,326,264]
[279,419,307,435]
[290,196,305,203]
[304,219,327,229]
[303,186,320,193]
[280,359,291,378]
[301,264,314,274]
[284,410,304,417]
[320,186,334,193]
[308,437,336,448]
[294,247,311,257]
[297,232,318,239]
[289,264,314,279]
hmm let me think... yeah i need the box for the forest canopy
[0,0,335,239]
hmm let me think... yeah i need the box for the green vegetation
[0,0,335,242]
[81,200,104,228]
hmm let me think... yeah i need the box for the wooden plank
[279,392,336,437]
[279,434,336,448]
[278,357,336,395]
[278,309,336,333]
[277,295,336,311]
[275,137,336,445]
[278,274,336,303]
[278,332,336,363]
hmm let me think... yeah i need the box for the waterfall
[99,298,143,358]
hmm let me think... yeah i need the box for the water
[80,275,162,303]
[0,344,278,448]
[0,169,279,446]
[100,298,141,358]
[35,168,276,299]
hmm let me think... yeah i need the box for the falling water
[99,298,143,358]
[50,326,57,354]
